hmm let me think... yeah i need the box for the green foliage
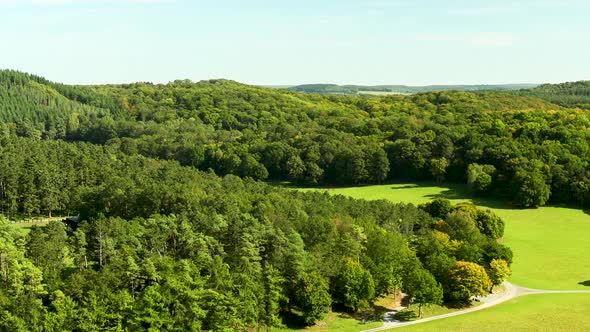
[430,157,448,184]
[294,271,331,325]
[474,209,505,239]
[440,211,482,245]
[467,163,495,195]
[448,203,505,240]
[3,70,590,209]
[26,221,74,290]
[0,70,543,329]
[444,261,492,303]
[394,308,419,321]
[511,165,551,208]
[0,132,491,330]
[307,181,590,290]
[419,198,453,220]
[364,229,407,297]
[403,266,443,317]
[522,80,590,109]
[486,259,511,292]
[333,258,376,312]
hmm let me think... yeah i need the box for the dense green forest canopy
[2,69,589,208]
[2,69,587,330]
[0,133,511,330]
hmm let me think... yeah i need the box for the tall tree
[403,264,443,317]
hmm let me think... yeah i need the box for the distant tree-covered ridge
[288,83,538,95]
[1,70,590,208]
[521,80,590,109]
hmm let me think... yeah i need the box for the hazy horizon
[0,67,551,87]
[1,0,589,86]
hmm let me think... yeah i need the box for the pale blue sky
[0,0,588,85]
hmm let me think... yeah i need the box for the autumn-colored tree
[445,261,491,304]
[486,259,511,293]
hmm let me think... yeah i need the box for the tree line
[2,70,590,208]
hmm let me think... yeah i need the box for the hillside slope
[0,70,126,139]
[2,70,590,208]
[522,80,590,109]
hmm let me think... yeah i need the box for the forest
[0,134,511,330]
[0,69,587,330]
[2,70,589,208]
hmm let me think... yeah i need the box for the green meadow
[298,182,590,290]
[394,293,590,332]
[271,311,382,332]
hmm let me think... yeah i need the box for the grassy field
[394,302,481,322]
[298,182,590,290]
[394,293,590,332]
[271,311,382,332]
[12,216,65,234]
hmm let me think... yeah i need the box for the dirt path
[362,282,590,331]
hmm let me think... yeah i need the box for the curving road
[361,282,590,332]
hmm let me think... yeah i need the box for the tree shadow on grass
[469,197,515,210]
[390,184,421,190]
[279,311,306,329]
[385,181,513,210]
[445,300,473,309]
[423,189,469,201]
[422,189,514,210]
[394,309,418,321]
[279,310,366,331]
[578,280,590,287]
[373,304,391,316]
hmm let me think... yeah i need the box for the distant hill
[0,69,126,139]
[521,81,590,109]
[1,68,588,208]
[288,83,538,95]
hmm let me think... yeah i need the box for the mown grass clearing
[271,311,382,332]
[394,293,590,332]
[12,216,66,234]
[394,298,484,322]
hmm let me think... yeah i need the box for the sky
[0,0,589,85]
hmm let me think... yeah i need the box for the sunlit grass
[271,311,382,332]
[394,293,590,332]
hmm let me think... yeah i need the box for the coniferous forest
[0,69,589,330]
